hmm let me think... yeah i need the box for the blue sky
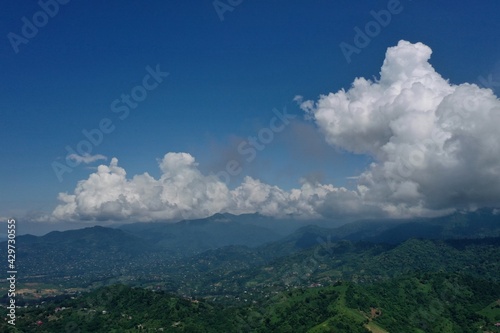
[1,1,499,233]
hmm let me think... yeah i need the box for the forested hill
[2,211,499,332]
[3,273,500,332]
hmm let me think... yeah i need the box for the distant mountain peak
[208,213,233,223]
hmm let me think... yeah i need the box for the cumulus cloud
[51,41,500,223]
[51,153,339,222]
[300,40,500,217]
[67,153,107,164]
[53,154,228,221]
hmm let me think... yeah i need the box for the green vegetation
[3,273,499,332]
[2,212,500,331]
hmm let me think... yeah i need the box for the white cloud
[300,40,500,217]
[67,153,107,164]
[52,153,342,222]
[51,41,500,223]
[53,154,229,221]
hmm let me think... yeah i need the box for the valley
[1,211,500,331]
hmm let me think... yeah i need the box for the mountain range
[2,210,500,332]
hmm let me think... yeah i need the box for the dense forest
[2,273,500,332]
[2,212,500,332]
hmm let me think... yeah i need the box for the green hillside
[3,273,499,332]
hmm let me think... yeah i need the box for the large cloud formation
[52,153,337,221]
[300,40,500,217]
[52,41,500,222]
